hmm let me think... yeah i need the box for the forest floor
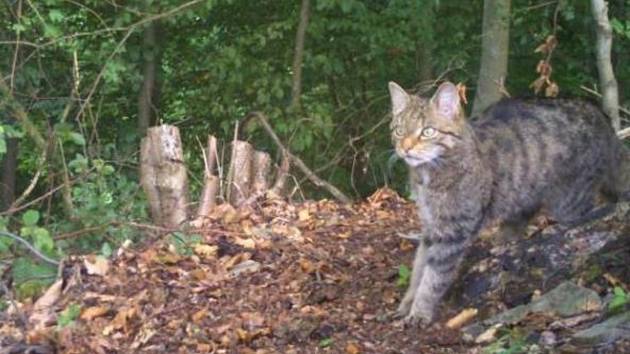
[2,188,629,353]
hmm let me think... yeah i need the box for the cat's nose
[401,136,417,152]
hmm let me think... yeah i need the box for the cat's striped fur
[389,81,624,325]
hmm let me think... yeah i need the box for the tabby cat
[389,81,623,325]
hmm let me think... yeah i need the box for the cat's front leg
[404,240,468,325]
[397,239,428,317]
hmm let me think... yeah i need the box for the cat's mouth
[403,156,427,167]
[398,147,443,167]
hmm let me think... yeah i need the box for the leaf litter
[2,188,630,353]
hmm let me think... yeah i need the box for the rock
[486,281,601,325]
[463,282,602,340]
[570,311,630,346]
[229,260,261,277]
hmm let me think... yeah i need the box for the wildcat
[388,81,624,325]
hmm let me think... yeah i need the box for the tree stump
[251,151,271,195]
[140,125,189,228]
[227,140,253,206]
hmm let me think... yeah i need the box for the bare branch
[245,112,352,204]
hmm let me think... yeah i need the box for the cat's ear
[388,81,409,116]
[431,82,461,120]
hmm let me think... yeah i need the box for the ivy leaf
[101,242,113,258]
[69,132,86,146]
[44,24,61,38]
[48,10,64,23]
[33,228,54,252]
[22,210,40,226]
[58,303,81,327]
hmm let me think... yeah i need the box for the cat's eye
[394,125,405,137]
[421,127,437,138]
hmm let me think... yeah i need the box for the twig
[244,112,352,204]
[0,280,28,332]
[11,156,45,210]
[580,85,630,116]
[0,231,60,266]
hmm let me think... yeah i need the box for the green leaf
[22,210,40,226]
[44,24,61,38]
[69,132,86,146]
[58,303,81,327]
[319,337,333,348]
[397,264,411,288]
[33,228,54,252]
[48,10,64,23]
[101,242,113,258]
[11,258,56,300]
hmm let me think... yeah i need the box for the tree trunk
[0,137,18,211]
[472,0,511,115]
[591,0,620,131]
[289,0,311,111]
[140,125,188,228]
[138,21,162,136]
[415,5,434,83]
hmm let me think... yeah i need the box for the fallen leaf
[446,308,478,329]
[298,209,311,221]
[234,237,256,249]
[346,342,361,354]
[194,244,218,259]
[192,308,209,323]
[475,324,502,344]
[84,256,110,276]
[29,279,63,329]
[80,306,110,320]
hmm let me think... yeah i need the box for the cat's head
[388,81,466,167]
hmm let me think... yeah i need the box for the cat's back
[473,97,613,137]
[471,97,617,159]
[470,97,620,221]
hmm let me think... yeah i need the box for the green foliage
[20,210,55,254]
[608,287,630,313]
[11,258,57,300]
[58,303,82,328]
[168,232,203,256]
[397,264,411,288]
[482,328,528,354]
[319,337,334,348]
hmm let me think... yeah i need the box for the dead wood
[251,151,272,195]
[140,125,189,228]
[244,111,352,204]
[227,140,254,206]
[196,135,220,216]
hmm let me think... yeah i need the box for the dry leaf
[192,308,209,323]
[84,256,110,276]
[234,237,256,249]
[445,308,478,329]
[346,342,361,354]
[81,306,110,320]
[545,81,559,97]
[298,209,311,221]
[194,244,218,259]
[475,324,502,343]
[29,279,63,329]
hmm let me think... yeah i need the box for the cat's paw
[395,299,413,318]
[403,311,433,328]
